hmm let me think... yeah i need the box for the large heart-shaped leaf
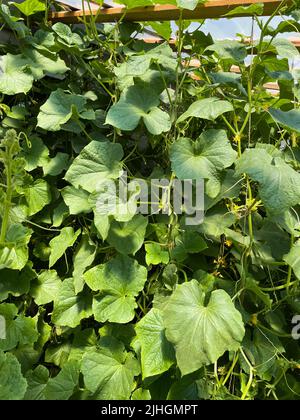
[170,129,237,197]
[64,141,124,193]
[37,89,94,132]
[106,84,171,135]
[236,148,300,215]
[81,337,140,399]
[163,280,245,375]
[84,254,147,323]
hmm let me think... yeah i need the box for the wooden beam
[50,0,290,23]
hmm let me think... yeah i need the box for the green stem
[286,234,295,292]
[222,353,239,386]
[0,144,13,244]
[261,280,297,292]
[240,348,254,400]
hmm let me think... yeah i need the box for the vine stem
[0,143,13,244]
[221,353,239,386]
[240,348,254,400]
[286,234,295,292]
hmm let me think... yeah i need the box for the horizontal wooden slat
[50,0,290,23]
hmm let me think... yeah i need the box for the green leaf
[23,179,51,216]
[44,360,79,400]
[84,254,147,323]
[177,97,234,123]
[52,23,84,49]
[43,152,70,176]
[236,149,300,215]
[81,337,140,399]
[242,330,285,380]
[269,108,300,133]
[24,365,49,400]
[171,231,207,262]
[163,280,245,375]
[49,227,81,268]
[224,3,264,16]
[206,40,247,62]
[135,308,175,378]
[145,243,169,265]
[13,0,46,17]
[0,54,34,95]
[30,270,62,305]
[107,214,148,255]
[52,278,92,328]
[170,130,237,197]
[37,89,93,132]
[284,240,300,280]
[177,0,200,10]
[0,304,38,351]
[0,4,29,38]
[0,225,32,270]
[115,44,176,81]
[72,235,96,294]
[106,84,171,135]
[272,38,300,59]
[0,351,27,400]
[64,141,124,193]
[146,21,172,40]
[209,72,247,95]
[62,186,92,215]
[0,264,35,301]
[20,136,49,172]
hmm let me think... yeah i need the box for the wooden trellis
[50,0,292,23]
[50,1,299,92]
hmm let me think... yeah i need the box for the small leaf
[30,270,62,305]
[62,186,92,215]
[135,308,175,378]
[81,337,140,400]
[52,278,92,328]
[177,97,233,123]
[224,3,264,16]
[284,240,300,280]
[84,254,147,323]
[107,214,148,255]
[12,0,45,17]
[23,179,51,216]
[49,227,81,268]
[206,40,247,62]
[145,243,169,265]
